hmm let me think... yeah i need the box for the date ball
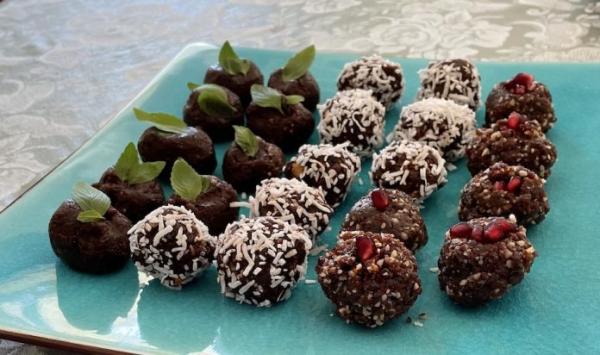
[486,72,556,132]
[371,140,447,200]
[417,58,481,110]
[138,126,216,178]
[283,143,361,208]
[438,217,537,306]
[223,137,284,194]
[459,163,549,225]
[183,85,244,142]
[93,168,164,223]
[389,98,476,162]
[268,69,320,111]
[246,101,314,153]
[318,89,385,156]
[249,177,333,242]
[49,201,131,274]
[128,205,216,290]
[342,189,427,252]
[204,61,263,107]
[466,112,557,178]
[317,231,421,328]
[216,216,312,307]
[337,54,405,109]
[167,176,238,235]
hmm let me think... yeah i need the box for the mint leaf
[77,210,105,223]
[251,84,284,114]
[170,158,212,201]
[197,84,236,117]
[113,143,165,184]
[72,182,111,219]
[282,45,316,82]
[133,108,187,134]
[187,82,200,91]
[114,143,138,182]
[218,41,250,76]
[284,95,305,105]
[128,161,166,185]
[233,125,259,157]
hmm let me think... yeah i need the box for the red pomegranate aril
[356,236,375,263]
[494,181,506,191]
[371,189,390,211]
[449,222,473,239]
[507,176,522,192]
[506,72,535,94]
[494,218,517,233]
[507,112,522,130]
[484,224,504,242]
[471,225,484,242]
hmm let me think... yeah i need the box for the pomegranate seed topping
[507,112,522,130]
[506,72,535,94]
[494,218,517,233]
[507,177,522,193]
[371,189,390,211]
[484,224,504,242]
[356,236,375,262]
[471,225,484,242]
[449,222,473,239]
[494,181,506,191]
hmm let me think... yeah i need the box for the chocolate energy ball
[371,140,448,200]
[317,231,421,328]
[138,126,216,178]
[49,201,131,274]
[486,72,556,132]
[183,85,244,142]
[249,177,333,242]
[342,189,427,252]
[246,101,314,153]
[268,69,320,111]
[459,163,549,225]
[417,58,481,110]
[438,217,537,306]
[204,61,263,108]
[389,98,476,162]
[93,168,164,223]
[223,137,284,194]
[216,216,312,307]
[283,143,361,208]
[318,89,386,156]
[337,54,405,109]
[128,205,216,290]
[167,175,238,235]
[466,112,557,178]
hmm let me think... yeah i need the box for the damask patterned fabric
[0,0,599,352]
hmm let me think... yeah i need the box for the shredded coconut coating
[249,177,333,242]
[128,205,216,290]
[371,140,448,200]
[216,216,312,307]
[389,98,476,161]
[416,58,481,110]
[337,54,405,108]
[318,89,386,157]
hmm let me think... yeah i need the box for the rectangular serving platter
[1,43,600,354]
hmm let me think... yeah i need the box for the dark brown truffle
[317,231,421,328]
[268,69,320,111]
[183,85,244,142]
[459,162,549,225]
[204,61,263,108]
[167,175,238,235]
[222,137,284,194]
[138,126,216,178]
[342,189,428,252]
[438,217,537,306]
[48,201,131,274]
[93,168,164,222]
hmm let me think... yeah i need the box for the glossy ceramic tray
[1,43,599,354]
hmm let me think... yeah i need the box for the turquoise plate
[1,43,599,354]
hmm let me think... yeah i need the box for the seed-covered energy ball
[438,217,537,306]
[249,178,333,242]
[416,58,481,110]
[128,205,216,290]
[371,140,448,200]
[342,189,427,252]
[283,143,361,208]
[318,89,386,156]
[466,112,557,178]
[486,72,556,132]
[317,231,421,328]
[337,54,405,108]
[389,98,476,161]
[459,163,549,225]
[216,217,312,307]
